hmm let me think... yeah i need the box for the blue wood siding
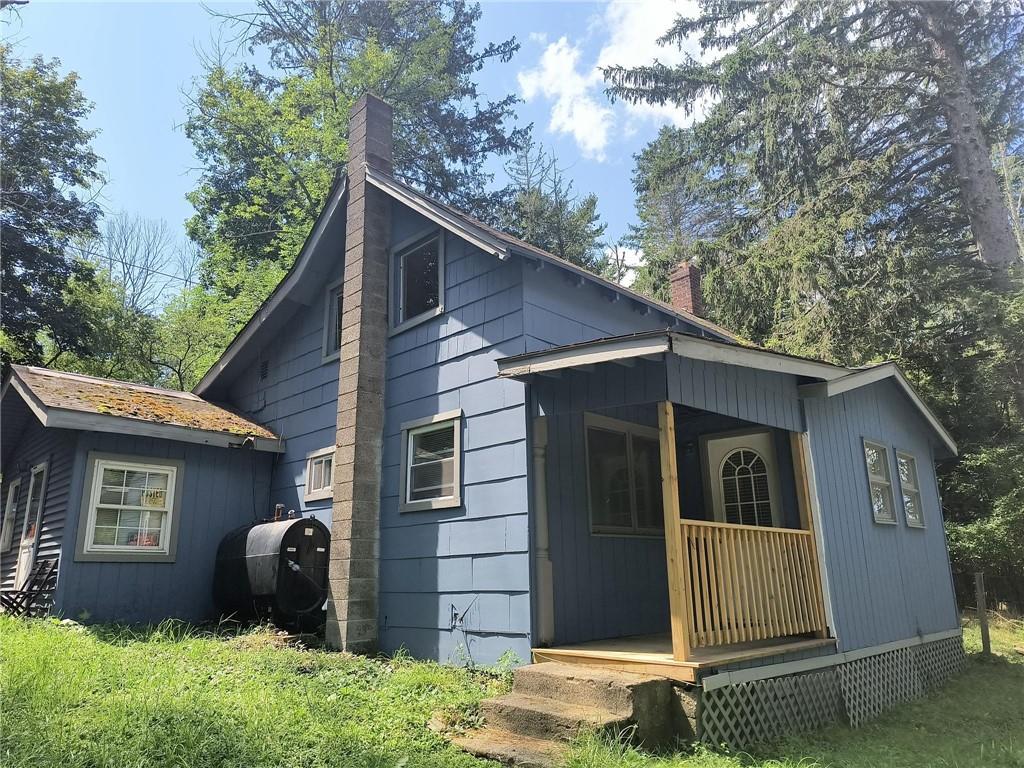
[522,266,707,353]
[58,432,273,624]
[804,379,960,652]
[379,207,532,666]
[227,261,344,524]
[0,405,77,594]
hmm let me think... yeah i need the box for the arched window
[720,449,773,527]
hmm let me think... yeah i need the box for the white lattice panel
[700,635,965,749]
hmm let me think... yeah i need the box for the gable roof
[4,366,283,453]
[496,330,956,457]
[497,329,850,381]
[194,174,349,396]
[797,362,957,456]
[363,166,741,342]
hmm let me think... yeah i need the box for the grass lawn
[1,616,1021,768]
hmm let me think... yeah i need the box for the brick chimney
[669,261,704,317]
[326,94,393,652]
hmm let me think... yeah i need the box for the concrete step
[452,727,566,768]
[513,661,669,715]
[481,692,632,742]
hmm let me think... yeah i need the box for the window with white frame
[1,478,21,552]
[394,231,442,329]
[400,410,462,512]
[863,440,896,524]
[896,452,925,528]
[83,459,177,554]
[322,280,343,360]
[585,413,664,536]
[305,447,334,502]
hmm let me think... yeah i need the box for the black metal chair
[0,558,58,617]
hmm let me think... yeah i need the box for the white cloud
[517,36,612,161]
[519,1,713,160]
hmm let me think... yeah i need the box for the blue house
[2,95,965,743]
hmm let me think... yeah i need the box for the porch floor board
[532,634,836,683]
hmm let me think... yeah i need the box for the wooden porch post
[790,431,830,638]
[659,401,692,662]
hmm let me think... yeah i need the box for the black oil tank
[213,517,330,627]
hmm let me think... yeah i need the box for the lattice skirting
[700,635,965,749]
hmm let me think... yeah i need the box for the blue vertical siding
[227,261,344,524]
[804,379,959,652]
[0,405,77,594]
[58,432,273,624]
[379,207,532,666]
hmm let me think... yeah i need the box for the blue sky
[11,1,702,277]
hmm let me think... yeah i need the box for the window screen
[398,234,440,324]
[586,416,663,535]
[407,420,456,502]
[89,463,174,551]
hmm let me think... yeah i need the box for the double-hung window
[76,455,183,561]
[863,440,896,524]
[585,413,663,536]
[393,231,443,330]
[400,410,462,512]
[896,452,925,528]
[305,447,334,502]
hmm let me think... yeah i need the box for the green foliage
[185,0,528,356]
[606,1,1024,587]
[498,141,607,270]
[0,47,102,367]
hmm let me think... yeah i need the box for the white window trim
[0,477,21,553]
[583,412,664,538]
[895,450,926,529]
[304,446,335,502]
[74,453,185,563]
[389,228,445,336]
[321,276,344,363]
[863,439,897,525]
[399,409,462,513]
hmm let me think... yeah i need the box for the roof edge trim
[798,363,957,456]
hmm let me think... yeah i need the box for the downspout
[532,415,555,645]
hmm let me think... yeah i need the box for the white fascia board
[497,335,671,377]
[669,334,849,381]
[364,167,510,260]
[44,408,286,453]
[797,363,957,457]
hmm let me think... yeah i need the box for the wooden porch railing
[680,520,828,649]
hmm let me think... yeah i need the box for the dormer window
[392,231,443,331]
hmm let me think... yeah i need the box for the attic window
[393,231,443,331]
[322,279,344,361]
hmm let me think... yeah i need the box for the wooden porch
[533,401,834,683]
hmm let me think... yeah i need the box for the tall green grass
[1,617,1021,768]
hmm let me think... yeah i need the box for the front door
[702,430,782,527]
[14,462,47,590]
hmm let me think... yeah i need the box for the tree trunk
[919,5,1020,285]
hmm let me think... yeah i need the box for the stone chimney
[326,94,393,653]
[669,261,704,317]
